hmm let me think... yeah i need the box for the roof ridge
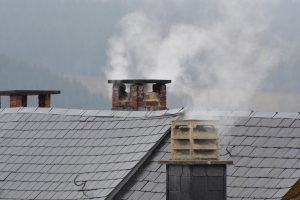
[1,107,299,119]
[183,110,300,119]
[0,107,185,118]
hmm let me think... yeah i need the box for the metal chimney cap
[108,79,171,84]
[0,90,61,96]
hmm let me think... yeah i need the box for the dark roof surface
[117,111,300,200]
[0,107,183,200]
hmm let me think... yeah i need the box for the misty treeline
[1,53,300,111]
[0,55,109,109]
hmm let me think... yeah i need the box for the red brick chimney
[108,79,171,111]
[0,90,60,108]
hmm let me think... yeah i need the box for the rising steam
[105,0,281,110]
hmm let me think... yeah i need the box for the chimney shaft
[166,163,228,200]
[0,90,60,108]
[129,84,139,109]
[10,95,27,107]
[112,82,127,108]
[38,94,51,108]
[108,79,171,111]
[153,83,167,109]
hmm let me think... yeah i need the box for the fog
[1,0,300,111]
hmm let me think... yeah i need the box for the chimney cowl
[171,120,220,161]
[108,79,171,111]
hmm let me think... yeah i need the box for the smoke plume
[105,0,281,111]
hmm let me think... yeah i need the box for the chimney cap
[0,90,61,96]
[160,160,233,165]
[108,79,171,84]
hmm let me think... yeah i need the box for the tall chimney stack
[0,90,60,108]
[108,79,171,111]
[162,120,232,200]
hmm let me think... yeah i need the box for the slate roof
[116,111,300,200]
[0,107,183,200]
[115,135,170,200]
[1,108,300,200]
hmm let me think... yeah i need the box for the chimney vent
[171,120,219,161]
[108,79,171,111]
[0,90,60,108]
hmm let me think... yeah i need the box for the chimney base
[162,160,232,200]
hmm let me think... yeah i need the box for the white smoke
[105,0,281,110]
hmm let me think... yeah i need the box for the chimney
[162,120,232,200]
[0,90,60,108]
[108,79,171,111]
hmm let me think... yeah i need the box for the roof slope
[117,111,300,200]
[115,136,170,200]
[0,107,183,200]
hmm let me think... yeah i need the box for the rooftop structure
[0,90,60,108]
[108,79,171,111]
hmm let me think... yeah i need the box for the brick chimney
[108,79,171,111]
[162,120,232,200]
[0,90,60,108]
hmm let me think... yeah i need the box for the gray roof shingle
[0,107,183,200]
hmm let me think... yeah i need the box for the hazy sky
[1,0,300,111]
[0,0,125,75]
[1,0,300,76]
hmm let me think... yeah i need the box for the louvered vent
[171,120,219,160]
